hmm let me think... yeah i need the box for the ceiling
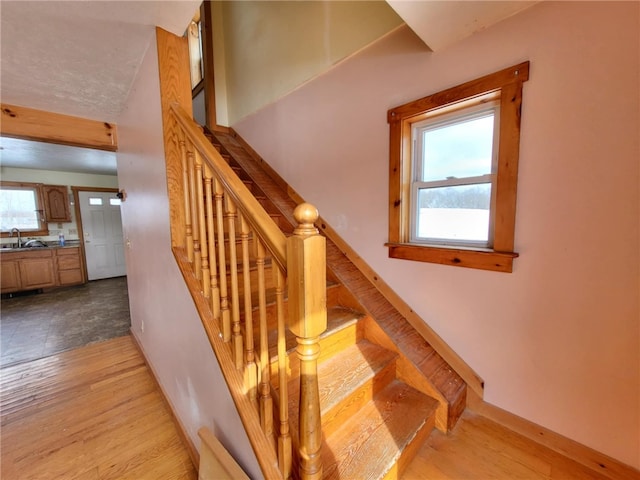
[0,137,117,176]
[0,0,200,122]
[386,1,538,52]
[0,1,536,177]
[0,0,200,176]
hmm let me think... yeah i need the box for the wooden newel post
[287,203,327,480]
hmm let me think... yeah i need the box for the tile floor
[0,276,131,368]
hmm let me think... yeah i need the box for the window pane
[109,198,121,206]
[422,114,494,181]
[89,197,103,205]
[417,184,491,243]
[0,189,40,230]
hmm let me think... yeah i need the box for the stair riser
[321,360,396,438]
[268,319,361,390]
[381,412,435,480]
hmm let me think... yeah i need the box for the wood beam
[0,104,117,151]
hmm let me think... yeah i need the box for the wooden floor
[1,335,633,480]
[0,335,196,480]
[403,411,622,480]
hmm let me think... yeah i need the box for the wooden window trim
[192,78,204,98]
[387,62,529,273]
[0,181,49,237]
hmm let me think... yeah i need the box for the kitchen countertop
[1,242,81,253]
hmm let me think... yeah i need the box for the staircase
[198,128,467,479]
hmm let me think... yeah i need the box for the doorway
[78,190,126,280]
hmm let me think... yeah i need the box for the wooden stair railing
[168,102,326,480]
[158,29,468,478]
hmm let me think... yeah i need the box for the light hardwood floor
[2,335,635,480]
[402,410,627,480]
[0,335,196,480]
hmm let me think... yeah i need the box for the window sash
[409,103,500,247]
[410,182,493,247]
[0,182,48,235]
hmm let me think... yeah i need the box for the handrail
[165,101,327,480]
[170,102,288,273]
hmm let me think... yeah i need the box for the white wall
[234,2,640,468]
[218,0,402,124]
[115,31,262,478]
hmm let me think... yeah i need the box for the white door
[79,191,126,280]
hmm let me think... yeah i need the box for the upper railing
[167,102,327,480]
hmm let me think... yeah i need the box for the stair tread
[322,380,439,480]
[314,340,397,415]
[285,340,397,433]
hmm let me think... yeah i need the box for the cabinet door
[43,185,71,222]
[1,260,21,293]
[19,257,56,289]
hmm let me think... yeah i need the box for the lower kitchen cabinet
[1,246,85,294]
[1,260,21,292]
[19,253,57,290]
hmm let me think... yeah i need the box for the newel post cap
[293,203,319,237]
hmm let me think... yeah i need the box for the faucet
[10,228,22,248]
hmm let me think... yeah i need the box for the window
[0,181,48,236]
[187,11,204,91]
[387,62,529,273]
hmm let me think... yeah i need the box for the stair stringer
[212,129,474,432]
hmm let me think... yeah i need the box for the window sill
[386,242,518,273]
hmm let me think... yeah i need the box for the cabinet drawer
[57,247,80,256]
[59,269,83,286]
[58,255,81,270]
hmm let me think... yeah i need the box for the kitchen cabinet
[56,247,84,286]
[43,184,71,223]
[19,253,56,290]
[1,249,56,293]
[1,260,21,292]
[1,247,84,294]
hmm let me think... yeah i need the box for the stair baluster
[187,142,201,279]
[275,266,292,479]
[256,239,274,442]
[214,178,231,342]
[203,165,221,320]
[224,197,243,369]
[240,213,258,400]
[178,129,194,263]
[287,204,327,480]
[195,151,210,297]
